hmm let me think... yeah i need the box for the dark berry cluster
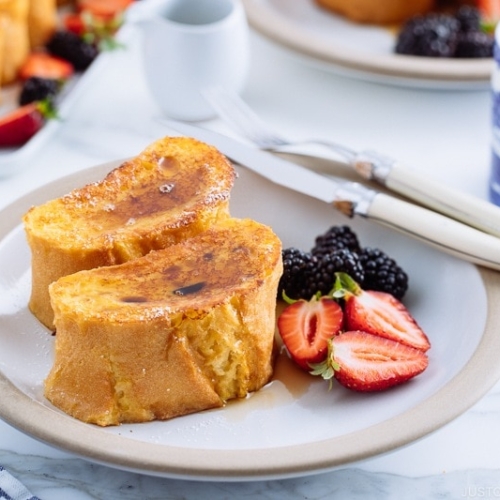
[19,77,61,106]
[17,25,102,107]
[303,248,365,298]
[279,248,318,300]
[278,225,408,301]
[311,224,361,257]
[47,31,99,71]
[358,247,408,299]
[395,6,493,58]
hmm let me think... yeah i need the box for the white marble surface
[1,10,500,499]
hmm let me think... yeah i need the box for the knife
[200,86,500,237]
[351,149,500,238]
[164,119,500,271]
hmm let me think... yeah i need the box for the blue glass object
[489,27,500,205]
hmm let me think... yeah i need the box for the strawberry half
[19,53,74,81]
[0,101,56,147]
[478,0,500,33]
[478,0,500,21]
[64,10,125,50]
[311,330,428,392]
[333,273,430,352]
[277,294,343,371]
[77,0,134,20]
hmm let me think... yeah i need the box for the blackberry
[455,31,494,58]
[455,5,481,33]
[395,14,460,57]
[311,225,361,258]
[359,247,408,300]
[46,31,99,71]
[278,248,318,300]
[19,77,60,106]
[302,248,364,298]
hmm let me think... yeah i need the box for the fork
[202,86,500,238]
[203,86,357,162]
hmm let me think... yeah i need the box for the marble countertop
[0,11,500,500]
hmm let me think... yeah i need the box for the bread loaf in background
[28,0,57,48]
[0,0,30,85]
[315,0,435,24]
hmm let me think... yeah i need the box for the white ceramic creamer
[130,0,250,121]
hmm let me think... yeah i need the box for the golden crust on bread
[23,136,235,330]
[45,218,283,426]
[0,0,30,84]
[315,0,435,24]
[28,0,57,48]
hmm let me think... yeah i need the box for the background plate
[1,159,500,481]
[0,24,135,178]
[242,0,495,89]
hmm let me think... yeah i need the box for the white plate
[242,0,495,89]
[1,159,500,481]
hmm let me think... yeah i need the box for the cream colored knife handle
[387,163,500,237]
[360,192,500,270]
[353,151,500,237]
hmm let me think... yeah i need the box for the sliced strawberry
[0,101,55,147]
[19,53,74,81]
[64,13,86,36]
[478,0,500,32]
[277,295,343,371]
[333,273,430,352]
[478,0,500,21]
[77,0,134,20]
[311,330,428,392]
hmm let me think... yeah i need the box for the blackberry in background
[395,14,460,57]
[302,248,364,298]
[455,31,494,58]
[19,77,60,106]
[278,248,318,300]
[358,247,408,300]
[455,5,481,33]
[395,5,493,59]
[46,31,99,71]
[311,225,361,258]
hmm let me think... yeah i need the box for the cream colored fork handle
[363,192,500,270]
[384,163,500,237]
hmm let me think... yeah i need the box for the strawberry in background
[0,101,57,147]
[0,0,135,148]
[478,0,500,32]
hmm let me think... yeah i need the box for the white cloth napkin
[0,466,40,500]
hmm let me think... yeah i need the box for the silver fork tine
[196,88,500,240]
[203,87,288,149]
[202,86,356,161]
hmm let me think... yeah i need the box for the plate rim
[1,160,500,481]
[242,0,494,87]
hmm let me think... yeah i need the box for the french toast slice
[45,218,283,426]
[23,136,235,329]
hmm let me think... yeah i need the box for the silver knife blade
[164,119,500,270]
